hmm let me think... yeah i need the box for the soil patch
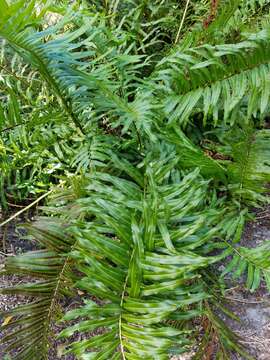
[221,206,270,359]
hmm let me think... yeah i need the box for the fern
[0,218,77,359]
[152,29,270,127]
[227,128,270,205]
[55,164,233,359]
[221,238,270,293]
[0,1,153,138]
[1,1,270,359]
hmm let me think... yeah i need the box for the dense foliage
[1,0,270,359]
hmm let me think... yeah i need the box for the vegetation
[1,0,270,358]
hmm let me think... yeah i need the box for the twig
[224,296,269,304]
[0,122,26,134]
[256,214,270,219]
[0,190,53,228]
[224,285,241,292]
[0,64,30,85]
[175,0,191,44]
[0,251,14,257]
[2,225,7,253]
[6,201,25,208]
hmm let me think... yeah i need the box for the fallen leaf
[2,316,13,326]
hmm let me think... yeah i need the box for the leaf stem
[118,247,136,359]
[222,237,270,273]
[0,190,53,228]
[119,274,128,360]
[175,0,191,44]
[44,249,73,359]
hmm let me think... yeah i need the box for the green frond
[221,239,270,293]
[162,129,227,181]
[0,1,156,138]
[153,29,270,126]
[52,161,243,359]
[0,218,76,359]
[227,128,270,205]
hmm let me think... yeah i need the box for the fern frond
[162,128,227,181]
[0,218,76,359]
[0,1,156,138]
[152,29,270,126]
[50,159,244,359]
[227,128,270,205]
[221,238,270,293]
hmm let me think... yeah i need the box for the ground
[0,207,270,359]
[223,207,270,360]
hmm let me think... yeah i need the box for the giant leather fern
[1,1,270,359]
[56,164,234,359]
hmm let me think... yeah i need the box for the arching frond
[0,218,76,359]
[0,1,155,138]
[152,29,270,126]
[162,128,227,181]
[52,161,245,359]
[221,238,270,293]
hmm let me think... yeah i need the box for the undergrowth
[1,0,270,359]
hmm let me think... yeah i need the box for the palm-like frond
[0,218,76,359]
[221,236,270,293]
[162,128,227,181]
[3,1,270,139]
[52,160,245,359]
[226,127,270,205]
[0,30,120,202]
[0,1,155,139]
[152,29,270,126]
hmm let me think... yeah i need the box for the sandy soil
[221,206,270,360]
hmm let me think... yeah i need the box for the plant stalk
[175,0,191,44]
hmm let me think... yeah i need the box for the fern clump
[1,0,270,359]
